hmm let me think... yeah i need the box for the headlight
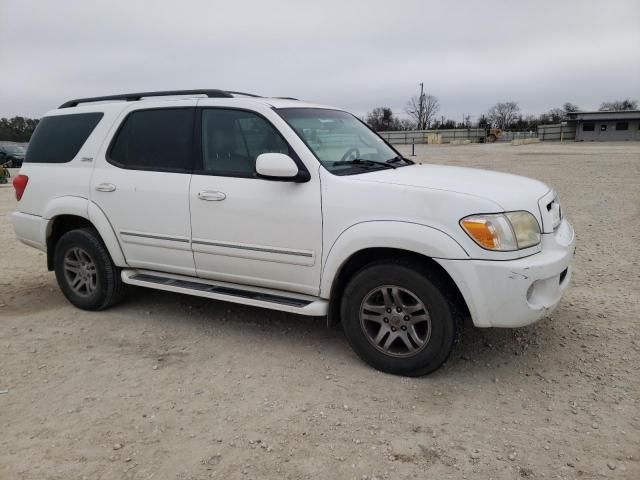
[460,211,541,251]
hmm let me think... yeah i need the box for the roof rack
[58,89,301,108]
[59,89,241,108]
[225,90,262,98]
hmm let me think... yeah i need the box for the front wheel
[340,261,457,376]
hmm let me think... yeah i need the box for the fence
[536,124,576,141]
[378,125,577,145]
[377,128,486,144]
[378,128,539,144]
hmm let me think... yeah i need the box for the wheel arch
[325,247,472,328]
[44,200,127,271]
[321,221,472,327]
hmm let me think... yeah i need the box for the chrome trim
[120,231,189,243]
[191,239,313,258]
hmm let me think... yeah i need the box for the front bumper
[437,219,575,328]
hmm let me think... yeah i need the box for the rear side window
[109,108,193,172]
[25,113,103,163]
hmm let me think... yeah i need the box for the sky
[1,0,639,121]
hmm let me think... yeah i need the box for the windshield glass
[277,108,402,175]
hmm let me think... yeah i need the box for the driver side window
[200,109,289,177]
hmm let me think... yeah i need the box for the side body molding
[320,221,469,297]
[41,196,128,268]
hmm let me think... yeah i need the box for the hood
[353,163,550,211]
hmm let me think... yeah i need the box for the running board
[121,269,328,316]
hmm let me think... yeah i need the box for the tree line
[366,93,639,132]
[0,117,39,142]
[1,95,638,141]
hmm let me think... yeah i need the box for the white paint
[12,95,575,329]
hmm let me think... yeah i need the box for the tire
[340,261,457,376]
[54,228,125,310]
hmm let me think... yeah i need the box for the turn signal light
[460,217,498,249]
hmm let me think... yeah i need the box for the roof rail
[226,90,262,98]
[59,89,236,108]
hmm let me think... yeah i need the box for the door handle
[197,190,226,201]
[95,183,116,192]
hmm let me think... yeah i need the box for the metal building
[566,110,640,141]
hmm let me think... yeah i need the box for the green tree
[0,116,40,142]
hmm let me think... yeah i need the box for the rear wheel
[341,261,457,376]
[54,228,125,310]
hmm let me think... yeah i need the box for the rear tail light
[12,174,29,201]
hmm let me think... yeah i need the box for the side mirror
[255,153,309,182]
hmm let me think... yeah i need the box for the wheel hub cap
[63,247,97,297]
[359,285,431,358]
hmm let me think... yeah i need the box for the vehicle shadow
[118,286,559,381]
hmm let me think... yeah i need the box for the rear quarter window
[25,113,103,163]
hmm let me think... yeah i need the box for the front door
[189,107,322,295]
[91,102,196,276]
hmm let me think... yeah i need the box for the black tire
[54,228,125,310]
[340,260,457,377]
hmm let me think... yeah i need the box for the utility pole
[418,82,425,130]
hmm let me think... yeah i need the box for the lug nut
[401,326,407,331]
[383,318,389,323]
[391,327,397,332]
[404,315,410,321]
[386,308,392,313]
[396,307,402,313]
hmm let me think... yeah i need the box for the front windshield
[277,108,402,175]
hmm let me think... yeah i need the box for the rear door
[91,101,197,276]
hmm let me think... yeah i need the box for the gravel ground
[1,141,639,479]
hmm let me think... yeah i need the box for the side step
[121,269,328,316]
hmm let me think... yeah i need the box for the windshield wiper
[387,155,414,165]
[333,158,397,169]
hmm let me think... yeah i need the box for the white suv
[11,89,575,376]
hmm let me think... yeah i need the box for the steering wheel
[340,147,360,162]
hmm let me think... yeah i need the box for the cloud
[0,0,638,119]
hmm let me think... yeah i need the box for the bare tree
[406,90,439,130]
[563,102,580,113]
[487,101,520,130]
[366,107,396,131]
[599,98,638,111]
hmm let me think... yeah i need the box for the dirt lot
[1,142,639,480]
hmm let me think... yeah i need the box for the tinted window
[582,122,595,131]
[25,113,103,163]
[200,109,289,176]
[616,122,628,131]
[109,108,193,172]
